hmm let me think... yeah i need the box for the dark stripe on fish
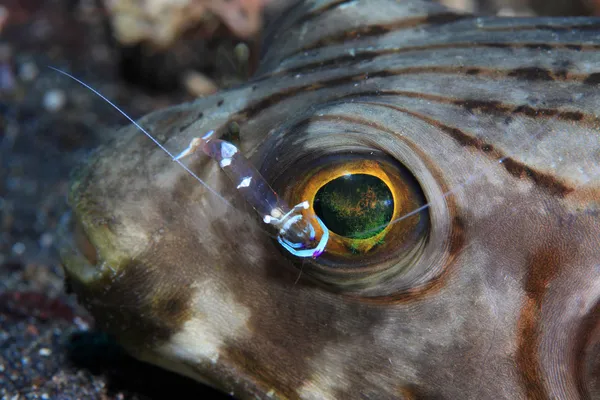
[286,104,573,197]
[241,75,592,126]
[269,42,600,79]
[355,101,574,197]
[479,21,600,32]
[296,13,469,53]
[516,247,570,400]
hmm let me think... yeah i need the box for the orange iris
[286,158,424,260]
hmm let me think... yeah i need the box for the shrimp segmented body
[176,131,329,258]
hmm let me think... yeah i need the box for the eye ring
[291,154,426,263]
[260,115,454,296]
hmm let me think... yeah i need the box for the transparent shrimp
[175,131,328,258]
[49,66,328,258]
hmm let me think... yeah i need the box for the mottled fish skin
[60,0,600,399]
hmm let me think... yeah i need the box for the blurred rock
[104,0,272,48]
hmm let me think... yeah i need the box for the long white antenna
[48,66,231,206]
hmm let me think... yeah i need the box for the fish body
[60,0,600,398]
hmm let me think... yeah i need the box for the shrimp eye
[280,152,429,269]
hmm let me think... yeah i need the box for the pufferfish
[59,0,600,398]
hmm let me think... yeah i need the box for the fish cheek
[64,162,219,354]
[203,242,382,397]
[69,256,195,351]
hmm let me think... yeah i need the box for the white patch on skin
[513,179,533,194]
[298,347,351,400]
[365,246,526,397]
[156,278,251,366]
[467,192,506,218]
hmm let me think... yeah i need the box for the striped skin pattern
[61,0,600,399]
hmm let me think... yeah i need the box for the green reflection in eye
[313,174,394,239]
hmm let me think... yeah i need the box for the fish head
[60,0,600,398]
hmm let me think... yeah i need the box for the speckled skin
[61,0,600,399]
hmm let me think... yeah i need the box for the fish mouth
[57,214,109,288]
[57,192,136,293]
[57,216,231,393]
[56,210,274,399]
[56,154,135,291]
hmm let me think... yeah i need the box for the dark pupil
[313,174,394,239]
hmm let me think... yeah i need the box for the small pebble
[11,242,26,256]
[38,348,52,357]
[73,316,90,331]
[42,89,67,112]
[39,233,53,249]
[18,62,39,82]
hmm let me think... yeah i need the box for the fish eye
[314,172,394,240]
[293,153,427,258]
[272,150,432,290]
